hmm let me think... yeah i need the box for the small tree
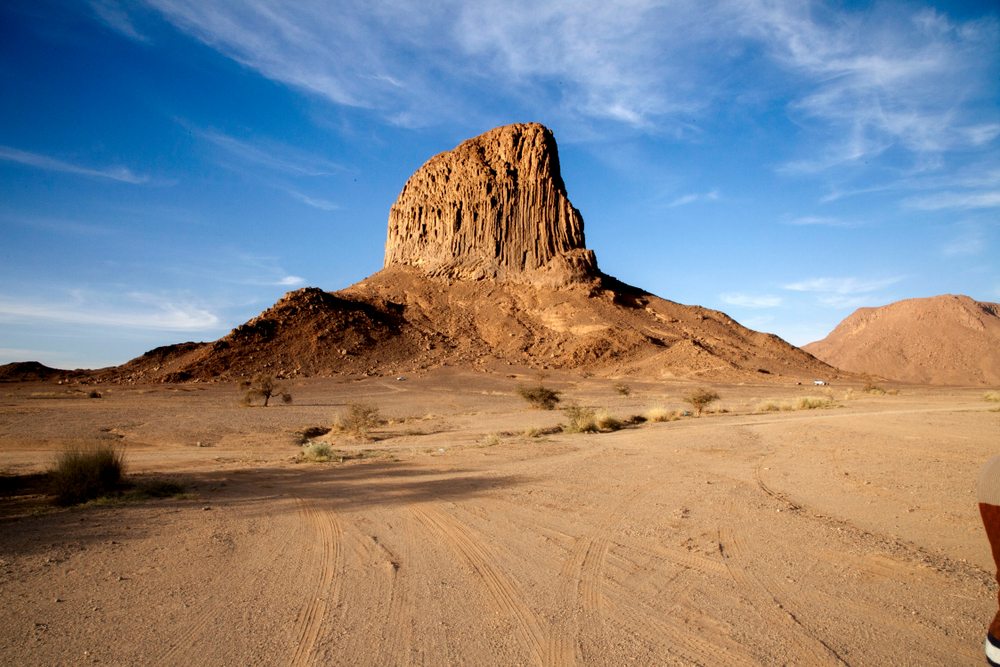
[683,388,720,416]
[239,374,292,407]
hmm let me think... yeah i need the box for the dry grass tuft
[595,409,623,431]
[483,432,502,447]
[612,382,631,397]
[644,406,682,422]
[50,444,127,506]
[984,391,1000,403]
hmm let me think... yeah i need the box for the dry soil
[1,369,998,666]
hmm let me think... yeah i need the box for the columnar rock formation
[74,122,840,384]
[384,123,598,286]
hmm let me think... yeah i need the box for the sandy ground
[1,369,998,666]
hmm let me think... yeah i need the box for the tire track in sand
[290,496,343,667]
[409,502,550,667]
[719,488,848,667]
[551,489,647,666]
[753,460,983,664]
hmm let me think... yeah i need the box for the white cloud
[274,275,305,286]
[0,292,219,331]
[669,190,719,207]
[904,190,1000,210]
[0,146,149,183]
[751,5,1000,164]
[285,189,339,211]
[139,0,997,155]
[720,293,782,308]
[90,0,149,41]
[784,276,904,294]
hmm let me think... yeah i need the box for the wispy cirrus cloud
[192,127,344,176]
[720,293,782,308]
[669,189,719,207]
[0,291,219,331]
[140,0,998,154]
[784,276,904,294]
[285,189,338,211]
[89,0,149,41]
[0,146,149,183]
[904,190,1000,210]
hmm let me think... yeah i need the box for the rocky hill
[95,123,837,384]
[803,294,1000,385]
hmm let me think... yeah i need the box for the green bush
[50,444,127,505]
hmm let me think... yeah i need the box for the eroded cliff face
[384,123,598,287]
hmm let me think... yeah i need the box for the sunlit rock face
[384,122,598,287]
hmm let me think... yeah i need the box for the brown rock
[803,294,1000,385]
[384,123,597,286]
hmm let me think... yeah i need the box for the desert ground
[1,369,998,666]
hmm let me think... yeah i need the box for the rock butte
[8,123,841,384]
[384,122,598,288]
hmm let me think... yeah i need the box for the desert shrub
[239,374,292,407]
[523,426,542,438]
[612,382,631,397]
[50,444,127,505]
[864,381,886,395]
[644,407,673,423]
[755,400,793,412]
[88,390,102,399]
[483,432,502,447]
[564,406,598,433]
[299,441,335,462]
[594,409,623,431]
[516,384,561,410]
[683,388,721,416]
[985,391,1000,403]
[795,396,827,410]
[337,403,382,437]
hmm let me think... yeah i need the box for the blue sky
[1,0,997,369]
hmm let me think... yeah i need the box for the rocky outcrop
[384,123,598,287]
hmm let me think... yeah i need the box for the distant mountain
[0,361,66,382]
[803,294,1000,386]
